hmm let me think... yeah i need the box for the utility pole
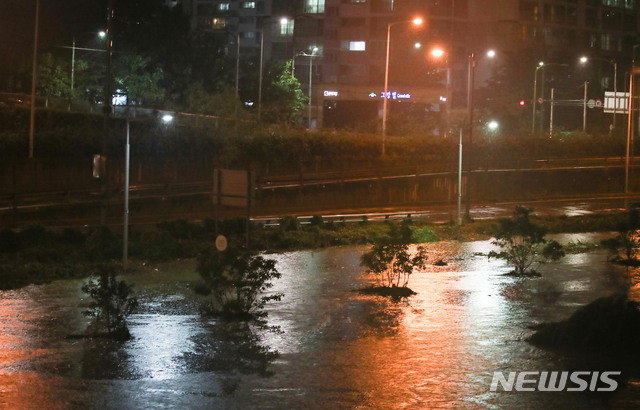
[29,0,40,159]
[101,0,114,226]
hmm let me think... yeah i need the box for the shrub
[488,206,565,276]
[360,221,428,289]
[197,246,282,319]
[82,268,138,340]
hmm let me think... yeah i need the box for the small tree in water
[360,221,428,290]
[82,269,138,340]
[197,246,282,319]
[488,206,565,276]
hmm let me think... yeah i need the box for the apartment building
[182,0,640,129]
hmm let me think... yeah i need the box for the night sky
[0,0,104,75]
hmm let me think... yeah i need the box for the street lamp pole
[123,114,174,272]
[382,22,392,156]
[29,0,40,159]
[465,52,475,218]
[532,63,544,134]
[258,30,264,121]
[583,81,588,132]
[382,17,423,156]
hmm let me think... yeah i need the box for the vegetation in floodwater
[488,206,565,277]
[359,220,428,297]
[81,267,138,341]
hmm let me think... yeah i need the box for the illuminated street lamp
[382,16,423,156]
[580,55,618,131]
[430,47,451,135]
[465,49,496,217]
[123,113,174,272]
[297,46,319,128]
[70,31,106,95]
[532,61,568,134]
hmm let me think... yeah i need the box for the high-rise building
[182,0,640,129]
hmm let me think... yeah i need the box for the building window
[305,0,325,14]
[218,3,230,11]
[241,2,256,9]
[280,19,295,36]
[348,41,366,51]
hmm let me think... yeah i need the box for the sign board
[323,90,338,97]
[604,92,629,114]
[213,169,254,208]
[587,99,596,109]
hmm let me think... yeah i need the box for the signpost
[604,92,629,114]
[213,169,255,246]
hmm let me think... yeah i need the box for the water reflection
[0,240,639,407]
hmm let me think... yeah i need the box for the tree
[488,206,565,276]
[244,60,306,123]
[114,55,165,107]
[360,221,428,289]
[197,246,283,319]
[37,53,71,100]
[82,268,138,340]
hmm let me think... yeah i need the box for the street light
[70,31,106,99]
[465,49,496,217]
[382,16,423,156]
[580,55,618,131]
[532,61,568,134]
[430,47,451,136]
[123,113,174,272]
[297,46,319,128]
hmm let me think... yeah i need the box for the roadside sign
[537,97,544,104]
[595,99,602,107]
[587,99,596,109]
[604,91,629,114]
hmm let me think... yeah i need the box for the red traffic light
[519,100,526,106]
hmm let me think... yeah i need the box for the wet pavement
[1,236,640,408]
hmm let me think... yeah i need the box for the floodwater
[1,235,640,409]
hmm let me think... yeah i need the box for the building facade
[181,0,640,129]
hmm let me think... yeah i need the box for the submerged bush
[360,221,428,289]
[197,246,282,319]
[82,268,138,341]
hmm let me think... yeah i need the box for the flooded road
[1,236,640,409]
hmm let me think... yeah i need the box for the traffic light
[519,100,526,106]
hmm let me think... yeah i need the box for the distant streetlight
[297,46,319,128]
[465,49,496,217]
[430,47,451,135]
[487,120,499,131]
[532,61,568,134]
[382,17,424,156]
[71,31,106,96]
[123,113,174,272]
[580,55,618,131]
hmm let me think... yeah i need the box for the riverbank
[0,209,628,291]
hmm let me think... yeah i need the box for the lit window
[305,0,325,14]
[349,41,366,51]
[241,2,256,8]
[209,18,228,29]
[219,3,230,11]
[280,19,295,36]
